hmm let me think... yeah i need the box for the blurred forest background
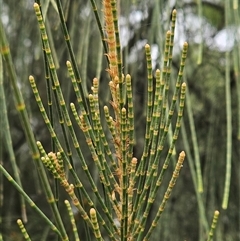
[0,0,240,240]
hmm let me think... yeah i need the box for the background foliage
[0,0,239,240]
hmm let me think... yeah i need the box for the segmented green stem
[103,105,119,172]
[89,0,109,65]
[66,61,95,144]
[0,165,62,238]
[145,43,154,150]
[157,42,188,155]
[150,69,164,159]
[0,51,27,222]
[71,102,119,199]
[132,42,188,229]
[0,12,40,192]
[92,78,100,115]
[29,75,66,162]
[17,219,31,241]
[131,69,162,230]
[160,82,186,177]
[164,9,177,153]
[90,0,109,66]
[139,43,154,165]
[63,109,120,236]
[65,200,80,241]
[34,2,76,168]
[169,10,177,62]
[143,151,185,241]
[207,210,220,241]
[126,74,134,163]
[104,106,116,139]
[54,0,89,114]
[160,30,171,130]
[89,93,100,139]
[96,108,120,188]
[34,7,118,233]
[132,44,154,221]
[120,107,128,241]
[34,4,83,171]
[29,75,118,239]
[94,103,122,195]
[164,9,176,94]
[42,40,60,204]
[71,100,120,233]
[1,18,70,239]
[146,69,164,184]
[134,82,186,240]
[90,208,103,241]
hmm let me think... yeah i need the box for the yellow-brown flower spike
[103,0,118,80]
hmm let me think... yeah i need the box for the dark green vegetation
[0,0,239,240]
